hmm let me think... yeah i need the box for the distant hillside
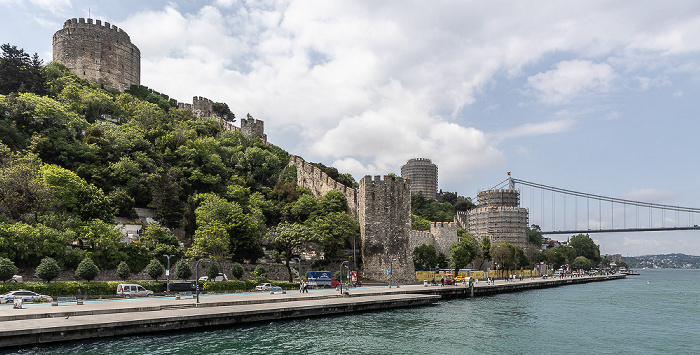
[623,253,700,269]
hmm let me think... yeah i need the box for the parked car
[199,273,229,282]
[10,275,22,283]
[167,282,198,294]
[0,290,52,303]
[116,284,153,298]
[256,283,277,291]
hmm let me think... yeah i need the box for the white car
[1,290,52,303]
[255,283,276,291]
[199,273,229,282]
[116,284,154,298]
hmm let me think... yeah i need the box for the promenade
[0,274,624,349]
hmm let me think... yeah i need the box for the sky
[2,0,700,257]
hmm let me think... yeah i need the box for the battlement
[53,18,140,91]
[241,117,266,141]
[477,189,520,207]
[62,18,131,40]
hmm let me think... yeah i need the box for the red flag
[507,171,511,176]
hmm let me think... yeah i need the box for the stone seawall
[0,274,624,349]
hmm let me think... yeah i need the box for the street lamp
[388,258,397,288]
[195,258,209,303]
[163,254,175,294]
[340,261,349,294]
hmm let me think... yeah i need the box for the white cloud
[493,118,576,142]
[527,60,618,104]
[622,189,681,204]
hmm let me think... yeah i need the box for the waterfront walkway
[0,274,624,349]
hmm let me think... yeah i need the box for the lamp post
[195,258,209,303]
[388,258,397,288]
[163,254,174,294]
[340,261,349,294]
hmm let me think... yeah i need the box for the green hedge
[0,279,300,297]
[0,281,165,297]
[202,280,300,292]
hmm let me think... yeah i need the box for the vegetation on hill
[0,44,358,281]
[411,191,475,230]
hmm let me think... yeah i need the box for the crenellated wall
[241,117,267,142]
[289,155,357,218]
[358,175,415,283]
[53,18,140,91]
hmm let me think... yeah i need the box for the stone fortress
[401,158,438,200]
[53,18,140,91]
[51,18,528,283]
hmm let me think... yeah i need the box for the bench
[175,291,193,300]
[52,296,82,306]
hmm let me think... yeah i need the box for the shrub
[146,259,164,281]
[231,263,244,280]
[75,257,100,281]
[117,261,130,281]
[207,263,219,280]
[253,265,266,283]
[35,257,60,282]
[175,259,192,281]
[0,257,18,282]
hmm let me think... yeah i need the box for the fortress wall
[430,221,458,256]
[289,155,357,218]
[359,175,415,283]
[409,230,435,254]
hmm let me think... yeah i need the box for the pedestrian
[440,277,444,287]
[300,281,304,293]
[303,282,308,293]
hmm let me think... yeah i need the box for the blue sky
[2,0,700,257]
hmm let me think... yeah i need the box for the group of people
[299,281,309,293]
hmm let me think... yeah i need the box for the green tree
[0,257,18,282]
[412,244,439,271]
[175,259,192,281]
[0,44,44,95]
[264,222,316,282]
[117,261,130,281]
[75,257,100,281]
[41,164,113,222]
[411,214,430,231]
[572,256,594,270]
[231,262,244,280]
[449,236,477,276]
[0,147,52,220]
[307,211,359,258]
[187,221,230,260]
[528,225,544,246]
[146,259,164,281]
[207,262,220,280]
[569,234,601,263]
[35,257,60,282]
[253,264,266,283]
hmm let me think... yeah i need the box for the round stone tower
[400,158,438,200]
[53,18,140,91]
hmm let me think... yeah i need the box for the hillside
[0,46,359,281]
[622,253,700,269]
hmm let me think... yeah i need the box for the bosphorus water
[9,269,699,355]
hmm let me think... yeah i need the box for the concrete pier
[0,274,624,349]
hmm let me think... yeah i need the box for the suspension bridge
[491,177,700,235]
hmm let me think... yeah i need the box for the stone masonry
[289,155,358,218]
[53,18,140,91]
[463,189,529,248]
[358,175,415,283]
